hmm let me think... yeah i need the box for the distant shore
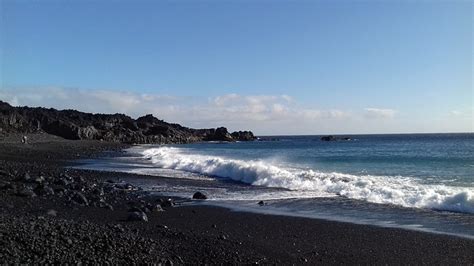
[1,133,473,264]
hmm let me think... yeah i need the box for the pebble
[47,209,58,216]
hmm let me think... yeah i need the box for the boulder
[192,192,207,200]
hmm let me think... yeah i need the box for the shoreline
[73,160,474,240]
[1,133,473,264]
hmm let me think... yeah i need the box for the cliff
[0,101,256,144]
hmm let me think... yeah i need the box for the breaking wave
[142,147,474,214]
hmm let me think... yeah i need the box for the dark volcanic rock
[201,127,234,142]
[0,101,256,144]
[159,198,175,208]
[17,187,36,197]
[127,211,148,222]
[72,192,89,206]
[35,184,55,196]
[320,135,351,141]
[192,192,207,200]
[22,172,32,182]
[231,131,256,141]
[321,135,337,141]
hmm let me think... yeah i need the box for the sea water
[76,133,474,238]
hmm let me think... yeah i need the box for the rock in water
[320,135,337,141]
[127,211,148,222]
[258,201,265,206]
[192,192,207,200]
[231,131,256,141]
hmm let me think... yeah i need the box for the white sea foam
[142,147,474,214]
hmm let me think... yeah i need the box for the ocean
[76,133,474,238]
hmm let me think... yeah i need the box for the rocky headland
[0,101,256,144]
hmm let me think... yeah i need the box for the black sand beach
[1,133,473,264]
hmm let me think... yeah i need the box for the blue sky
[0,0,472,134]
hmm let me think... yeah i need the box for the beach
[1,133,473,264]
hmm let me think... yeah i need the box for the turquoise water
[177,133,474,186]
[77,133,474,238]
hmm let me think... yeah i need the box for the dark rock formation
[192,192,207,200]
[0,101,256,144]
[320,135,351,141]
[320,135,337,141]
[231,131,257,141]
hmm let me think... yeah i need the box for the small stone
[0,169,10,177]
[72,192,89,206]
[55,178,69,186]
[160,198,175,208]
[47,209,57,216]
[157,224,168,229]
[17,187,36,197]
[34,176,45,184]
[258,201,265,206]
[127,211,148,222]
[103,203,114,210]
[22,173,32,182]
[113,224,125,233]
[35,185,54,196]
[0,181,12,190]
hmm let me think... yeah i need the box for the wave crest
[142,147,474,214]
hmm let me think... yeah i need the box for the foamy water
[142,146,474,214]
[74,133,474,238]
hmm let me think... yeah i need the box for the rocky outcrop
[0,101,256,144]
[231,131,256,141]
[320,135,351,141]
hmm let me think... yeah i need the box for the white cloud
[450,110,462,116]
[0,87,409,134]
[364,108,397,119]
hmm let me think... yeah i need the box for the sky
[0,0,472,135]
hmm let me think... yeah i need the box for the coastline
[1,133,473,264]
